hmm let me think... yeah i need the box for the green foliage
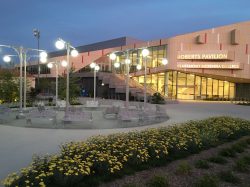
[151,92,165,104]
[195,160,210,169]
[218,170,241,184]
[0,69,19,103]
[146,175,169,187]
[58,75,81,102]
[123,183,138,187]
[207,156,228,164]
[194,174,219,187]
[219,147,237,157]
[234,156,250,172]
[175,161,192,175]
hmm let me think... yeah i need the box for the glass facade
[133,71,235,100]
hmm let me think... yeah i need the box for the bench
[26,109,57,126]
[62,111,93,124]
[86,100,99,109]
[103,106,120,119]
[56,100,66,111]
[117,109,140,126]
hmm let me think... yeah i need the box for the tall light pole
[109,53,117,73]
[33,29,40,87]
[55,38,78,117]
[142,48,150,108]
[1,44,47,117]
[47,60,68,106]
[90,62,100,101]
[125,53,131,108]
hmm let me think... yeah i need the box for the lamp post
[142,48,150,108]
[55,38,78,116]
[90,62,100,101]
[1,44,47,116]
[109,53,117,73]
[47,61,68,106]
[124,54,131,108]
[33,29,40,86]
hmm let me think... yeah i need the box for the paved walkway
[0,102,250,182]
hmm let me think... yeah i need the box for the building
[26,21,250,100]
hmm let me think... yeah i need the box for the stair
[97,72,160,101]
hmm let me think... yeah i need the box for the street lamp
[47,61,68,107]
[33,29,40,86]
[1,44,47,116]
[124,56,131,108]
[162,58,168,65]
[55,38,78,117]
[142,48,150,108]
[90,62,100,101]
[109,53,117,72]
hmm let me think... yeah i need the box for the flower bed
[2,116,250,187]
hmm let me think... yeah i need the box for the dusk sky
[0,0,250,64]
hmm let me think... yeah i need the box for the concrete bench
[118,109,140,126]
[26,109,57,126]
[103,106,120,119]
[62,111,93,124]
[86,100,99,108]
[56,100,66,110]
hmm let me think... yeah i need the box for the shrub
[2,117,250,187]
[219,148,236,157]
[194,174,219,187]
[146,175,169,187]
[151,92,165,104]
[231,144,245,153]
[175,161,192,175]
[218,170,241,184]
[234,157,250,172]
[195,160,210,169]
[207,156,228,164]
[123,183,138,187]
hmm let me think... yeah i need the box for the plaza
[1,101,250,181]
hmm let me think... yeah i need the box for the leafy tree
[58,74,81,103]
[0,69,19,103]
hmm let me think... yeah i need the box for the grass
[195,160,210,169]
[218,170,241,184]
[194,174,219,187]
[207,156,228,164]
[146,175,169,187]
[175,161,192,175]
[123,183,138,187]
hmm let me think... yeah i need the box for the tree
[0,69,19,103]
[58,74,81,104]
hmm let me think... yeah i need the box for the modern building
[26,21,250,100]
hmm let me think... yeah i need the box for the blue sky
[0,0,250,64]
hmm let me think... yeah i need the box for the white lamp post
[124,56,131,108]
[1,45,47,117]
[47,61,68,107]
[109,53,117,72]
[142,48,150,108]
[55,38,78,117]
[90,62,100,101]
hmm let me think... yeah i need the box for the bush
[218,170,241,184]
[2,117,250,187]
[219,148,237,157]
[146,175,169,187]
[175,161,192,175]
[207,156,228,164]
[195,160,210,169]
[234,157,250,172]
[194,174,219,187]
[151,92,165,104]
